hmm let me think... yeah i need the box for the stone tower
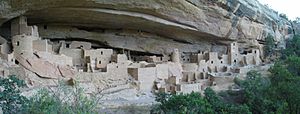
[11,16,39,58]
[229,42,239,65]
[171,49,180,63]
[11,16,39,38]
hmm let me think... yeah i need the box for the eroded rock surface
[0,0,294,48]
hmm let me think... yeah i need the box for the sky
[258,0,299,20]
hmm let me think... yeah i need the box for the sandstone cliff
[0,0,294,55]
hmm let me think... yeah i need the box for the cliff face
[0,1,295,112]
[0,0,294,55]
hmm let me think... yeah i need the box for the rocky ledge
[0,0,295,53]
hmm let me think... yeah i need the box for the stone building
[0,16,264,95]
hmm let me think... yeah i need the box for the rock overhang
[24,7,222,42]
[0,0,295,48]
[0,0,239,41]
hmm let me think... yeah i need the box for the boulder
[15,54,76,79]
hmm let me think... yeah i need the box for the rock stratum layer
[0,0,295,55]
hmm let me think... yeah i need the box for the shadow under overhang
[24,7,228,43]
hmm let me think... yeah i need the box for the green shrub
[0,75,28,114]
[152,89,251,114]
[204,88,251,114]
[234,71,273,113]
[152,92,213,114]
[281,35,300,59]
[279,13,288,20]
[264,35,275,58]
[22,82,100,114]
[268,56,300,113]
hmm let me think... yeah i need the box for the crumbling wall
[156,64,168,79]
[35,51,73,66]
[33,40,51,52]
[84,49,113,69]
[128,67,156,92]
[0,36,10,54]
[11,16,39,38]
[177,83,201,94]
[12,35,33,58]
[111,54,127,63]
[70,41,91,49]
[60,48,83,67]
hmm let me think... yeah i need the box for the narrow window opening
[15,60,19,65]
[44,25,48,29]
[66,44,70,48]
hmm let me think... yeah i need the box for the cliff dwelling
[0,0,296,113]
[0,16,267,94]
